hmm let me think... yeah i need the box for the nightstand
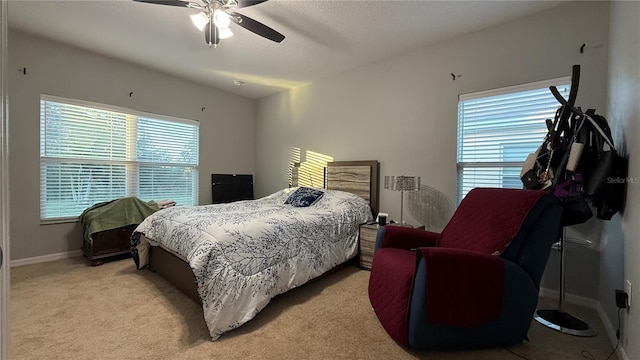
[82,224,137,266]
[358,223,379,270]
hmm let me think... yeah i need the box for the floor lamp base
[534,309,597,337]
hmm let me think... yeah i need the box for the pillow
[284,187,325,207]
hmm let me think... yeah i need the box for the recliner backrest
[438,188,554,255]
[499,196,562,287]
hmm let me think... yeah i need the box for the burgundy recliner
[368,188,562,349]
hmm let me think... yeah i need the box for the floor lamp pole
[559,225,566,312]
[534,226,597,336]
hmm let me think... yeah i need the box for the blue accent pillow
[284,187,325,207]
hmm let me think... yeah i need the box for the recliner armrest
[375,225,440,251]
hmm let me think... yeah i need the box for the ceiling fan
[133,0,285,47]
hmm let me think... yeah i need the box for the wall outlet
[625,280,632,308]
[615,289,628,309]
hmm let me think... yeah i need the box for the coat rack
[533,65,597,337]
[534,228,597,336]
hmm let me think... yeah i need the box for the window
[40,95,199,221]
[457,78,570,202]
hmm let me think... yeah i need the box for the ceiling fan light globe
[190,12,209,31]
[218,27,234,39]
[213,9,231,28]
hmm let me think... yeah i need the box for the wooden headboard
[325,160,380,217]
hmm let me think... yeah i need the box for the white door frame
[1,0,10,358]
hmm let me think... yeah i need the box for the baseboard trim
[596,302,618,350]
[539,287,599,309]
[618,347,629,360]
[10,250,83,267]
[595,303,630,360]
[540,288,629,360]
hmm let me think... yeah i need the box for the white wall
[604,1,640,358]
[8,30,256,260]
[256,1,610,299]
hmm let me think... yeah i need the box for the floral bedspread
[131,188,372,340]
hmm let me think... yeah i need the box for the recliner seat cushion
[420,247,504,327]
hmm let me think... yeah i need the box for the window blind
[456,78,570,202]
[40,95,199,221]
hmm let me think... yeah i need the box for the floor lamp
[384,175,421,226]
[534,226,597,336]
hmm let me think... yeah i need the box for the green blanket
[80,197,159,243]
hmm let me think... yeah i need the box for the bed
[131,160,379,340]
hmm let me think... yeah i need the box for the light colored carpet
[10,256,618,360]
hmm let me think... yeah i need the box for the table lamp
[384,175,421,225]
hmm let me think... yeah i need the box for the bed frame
[147,160,380,304]
[324,160,379,216]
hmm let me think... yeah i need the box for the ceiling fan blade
[133,0,190,7]
[235,0,269,8]
[230,12,284,43]
[204,23,220,45]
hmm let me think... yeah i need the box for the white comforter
[132,188,372,340]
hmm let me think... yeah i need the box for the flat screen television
[211,174,254,204]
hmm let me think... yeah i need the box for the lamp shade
[218,27,234,39]
[213,9,231,29]
[384,175,421,226]
[384,175,421,192]
[190,12,209,32]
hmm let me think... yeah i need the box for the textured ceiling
[8,0,570,99]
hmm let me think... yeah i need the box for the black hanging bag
[580,110,628,220]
